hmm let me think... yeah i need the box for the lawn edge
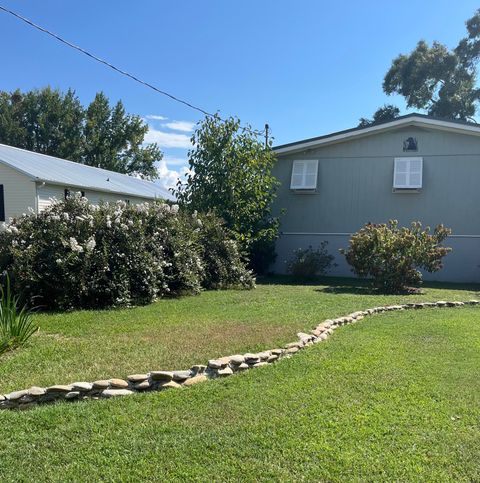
[1,299,478,411]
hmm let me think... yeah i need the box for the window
[0,185,4,222]
[65,189,85,199]
[393,157,423,189]
[290,160,319,190]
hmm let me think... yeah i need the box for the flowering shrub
[340,220,452,293]
[0,195,254,310]
[286,242,336,279]
[197,213,256,290]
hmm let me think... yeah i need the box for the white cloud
[145,114,168,121]
[156,159,191,190]
[145,127,192,148]
[162,120,196,132]
[163,155,189,167]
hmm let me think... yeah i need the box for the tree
[358,104,400,127]
[0,87,84,160]
[174,114,279,273]
[84,93,160,179]
[0,87,161,179]
[382,9,480,121]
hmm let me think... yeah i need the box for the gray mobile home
[272,114,480,283]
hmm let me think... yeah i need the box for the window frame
[290,159,319,190]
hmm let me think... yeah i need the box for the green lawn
[1,303,480,481]
[1,276,479,394]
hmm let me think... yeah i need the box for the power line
[0,4,266,137]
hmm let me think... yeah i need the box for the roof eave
[35,179,165,201]
[273,116,480,155]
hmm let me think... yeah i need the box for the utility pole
[264,123,270,148]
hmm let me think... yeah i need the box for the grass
[1,304,480,481]
[0,276,479,394]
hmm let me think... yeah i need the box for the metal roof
[0,143,175,201]
[273,113,480,154]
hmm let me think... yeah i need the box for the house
[0,143,174,222]
[272,113,480,283]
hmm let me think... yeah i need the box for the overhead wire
[0,4,266,137]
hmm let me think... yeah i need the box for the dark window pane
[0,185,4,222]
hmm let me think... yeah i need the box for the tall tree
[84,93,161,178]
[382,9,480,121]
[174,114,279,273]
[0,87,84,160]
[0,87,161,179]
[358,105,400,127]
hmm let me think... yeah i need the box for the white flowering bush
[0,195,254,310]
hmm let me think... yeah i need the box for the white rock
[102,389,134,398]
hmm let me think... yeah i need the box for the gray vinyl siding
[272,126,480,282]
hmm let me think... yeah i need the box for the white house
[0,143,174,222]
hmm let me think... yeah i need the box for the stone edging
[1,299,478,411]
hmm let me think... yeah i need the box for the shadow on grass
[257,274,480,295]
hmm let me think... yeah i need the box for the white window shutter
[291,161,305,189]
[408,157,423,188]
[290,160,318,189]
[393,157,423,189]
[394,159,409,188]
[304,160,318,189]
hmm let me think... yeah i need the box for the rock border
[1,299,478,410]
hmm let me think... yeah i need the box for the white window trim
[290,159,319,190]
[393,157,423,189]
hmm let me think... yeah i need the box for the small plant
[341,220,452,293]
[287,242,336,279]
[0,275,38,356]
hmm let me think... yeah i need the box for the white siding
[82,189,149,205]
[37,183,153,212]
[0,163,36,220]
[37,184,64,212]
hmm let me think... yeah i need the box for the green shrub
[340,220,451,293]
[247,223,279,275]
[0,195,254,310]
[286,242,336,279]
[0,275,37,355]
[197,213,255,290]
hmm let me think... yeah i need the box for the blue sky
[1,0,479,188]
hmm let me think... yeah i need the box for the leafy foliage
[341,220,451,293]
[174,114,279,274]
[197,213,255,290]
[358,105,400,127]
[0,87,161,179]
[382,9,480,120]
[286,242,336,279]
[0,275,37,356]
[0,195,254,310]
